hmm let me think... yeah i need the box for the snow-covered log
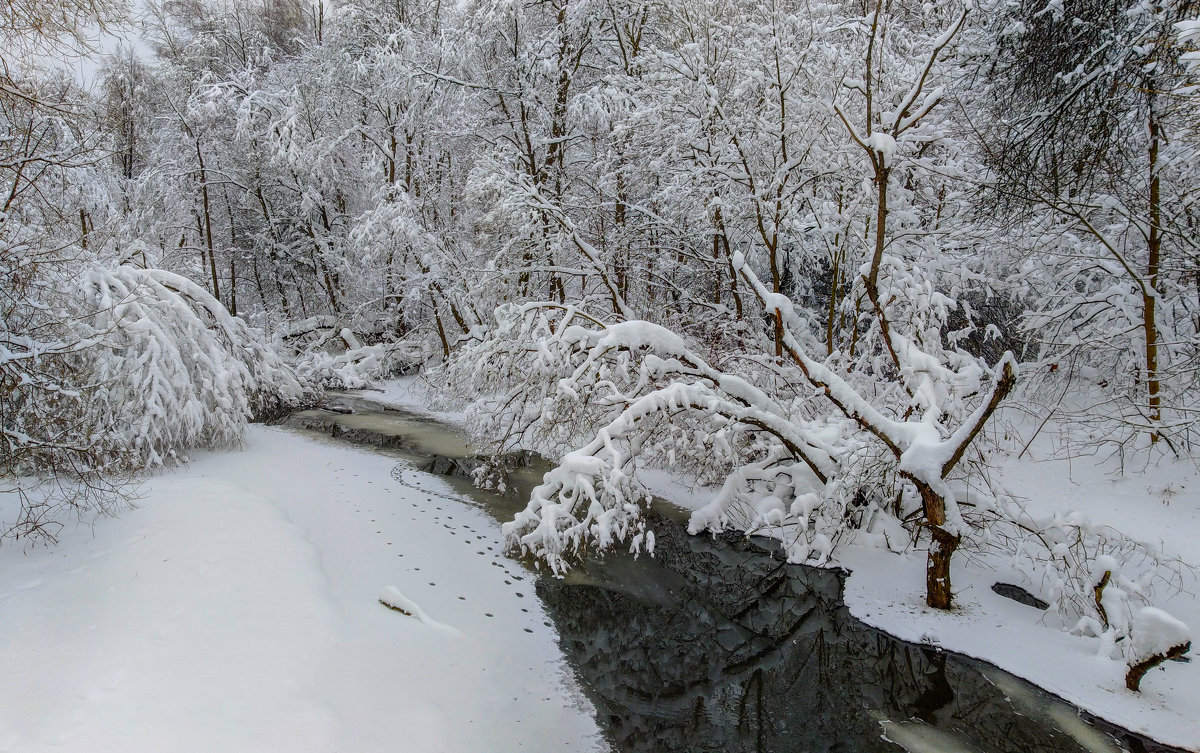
[1126,608,1191,691]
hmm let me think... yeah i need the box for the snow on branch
[81,265,309,468]
[449,303,894,572]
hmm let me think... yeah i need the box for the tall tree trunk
[195,140,220,304]
[1145,98,1162,442]
[225,190,238,316]
[433,306,451,359]
[228,257,238,317]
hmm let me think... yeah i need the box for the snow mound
[1131,608,1191,663]
[379,587,459,634]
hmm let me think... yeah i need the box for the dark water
[285,394,1185,753]
[538,515,1179,753]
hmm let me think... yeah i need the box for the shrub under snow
[2,264,310,543]
[81,266,310,467]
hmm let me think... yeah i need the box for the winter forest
[3,0,1200,749]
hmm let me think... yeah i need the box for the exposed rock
[990,582,1050,610]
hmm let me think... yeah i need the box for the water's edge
[279,395,1185,753]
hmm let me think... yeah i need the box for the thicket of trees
[2,0,1198,663]
[1,0,309,541]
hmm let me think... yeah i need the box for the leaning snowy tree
[3,257,311,542]
[0,0,313,542]
[443,2,1018,610]
[448,264,1015,610]
[2,0,126,541]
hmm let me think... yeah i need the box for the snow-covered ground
[0,425,602,753]
[837,436,1200,751]
[837,445,1200,752]
[374,376,1200,751]
[4,375,1197,751]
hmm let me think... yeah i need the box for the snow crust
[0,426,601,753]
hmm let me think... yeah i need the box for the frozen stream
[286,394,1184,753]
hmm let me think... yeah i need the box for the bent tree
[457,286,1015,609]
[443,1,1013,610]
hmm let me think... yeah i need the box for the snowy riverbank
[3,375,1197,751]
[374,376,1200,751]
[0,426,602,753]
[840,448,1200,751]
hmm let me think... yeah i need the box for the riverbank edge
[357,376,1200,753]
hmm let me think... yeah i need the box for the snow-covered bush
[2,262,310,543]
[966,491,1189,641]
[977,506,1191,686]
[80,266,310,467]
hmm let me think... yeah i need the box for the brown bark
[1094,570,1111,629]
[867,163,889,299]
[926,526,960,610]
[433,308,451,359]
[1126,641,1190,692]
[1145,101,1162,441]
[917,481,961,610]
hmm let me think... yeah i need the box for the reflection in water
[538,516,1175,753]
[285,396,1181,753]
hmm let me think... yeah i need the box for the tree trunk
[867,162,889,297]
[917,481,960,610]
[433,307,451,359]
[1145,99,1162,442]
[926,526,960,610]
[195,140,220,304]
[228,256,238,317]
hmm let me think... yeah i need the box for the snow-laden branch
[81,265,309,467]
[731,248,1017,538]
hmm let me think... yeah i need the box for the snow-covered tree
[2,1,313,543]
[979,0,1200,450]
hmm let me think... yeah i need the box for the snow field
[0,426,603,753]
